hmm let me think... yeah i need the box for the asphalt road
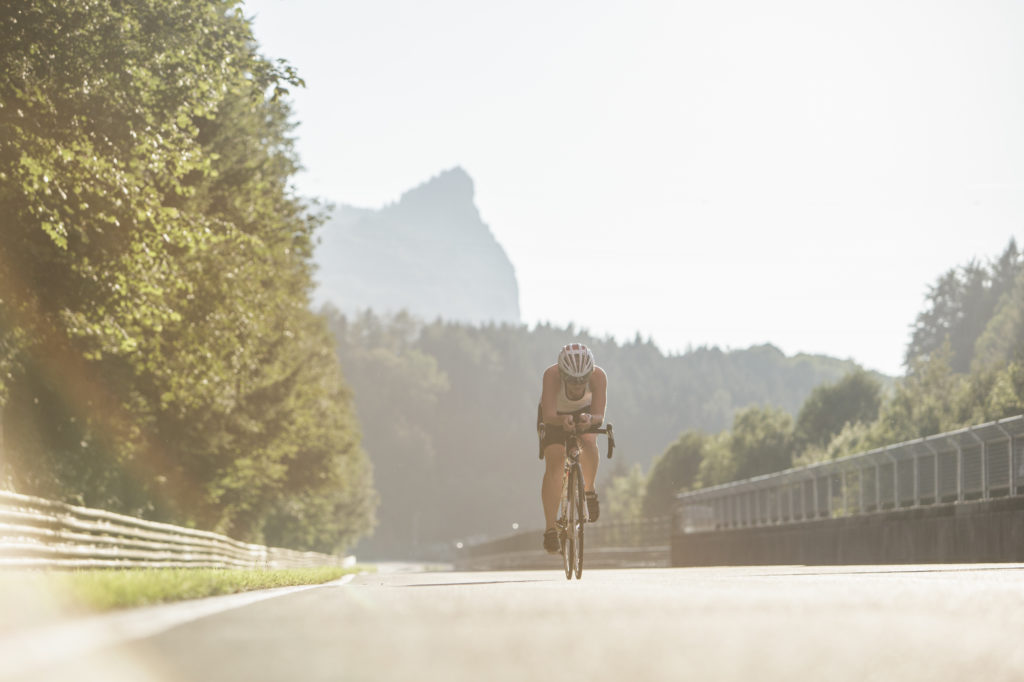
[8,564,1024,682]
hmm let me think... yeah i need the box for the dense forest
[0,0,375,552]
[327,310,866,558]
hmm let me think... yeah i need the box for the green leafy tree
[695,432,736,489]
[643,430,706,517]
[905,240,1021,372]
[730,405,794,481]
[973,267,1024,371]
[871,343,966,445]
[604,464,647,523]
[794,369,882,453]
[0,0,375,550]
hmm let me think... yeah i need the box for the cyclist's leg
[580,433,599,492]
[541,443,566,530]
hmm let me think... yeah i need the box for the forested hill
[326,309,875,558]
[314,167,521,325]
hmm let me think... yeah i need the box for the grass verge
[0,565,367,615]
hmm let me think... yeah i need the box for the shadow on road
[752,564,1024,578]
[403,580,548,588]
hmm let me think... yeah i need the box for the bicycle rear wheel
[572,465,585,579]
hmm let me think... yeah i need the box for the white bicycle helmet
[558,343,594,382]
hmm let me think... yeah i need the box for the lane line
[0,574,356,679]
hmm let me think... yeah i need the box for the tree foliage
[794,368,882,452]
[604,464,646,523]
[642,430,706,518]
[0,0,374,552]
[905,240,1021,373]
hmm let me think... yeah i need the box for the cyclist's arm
[540,365,570,428]
[584,367,608,427]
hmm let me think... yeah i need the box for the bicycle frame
[549,422,614,580]
[557,434,587,535]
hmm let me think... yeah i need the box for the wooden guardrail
[0,490,352,569]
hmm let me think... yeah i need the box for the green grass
[0,566,368,616]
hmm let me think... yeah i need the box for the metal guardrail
[458,515,671,565]
[585,516,671,548]
[0,490,353,569]
[676,415,1024,533]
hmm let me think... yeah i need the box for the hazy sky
[245,0,1024,376]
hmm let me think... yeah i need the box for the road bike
[538,416,615,580]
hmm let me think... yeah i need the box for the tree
[871,343,965,445]
[905,240,1021,372]
[794,369,882,453]
[730,405,794,481]
[643,430,706,517]
[604,464,647,523]
[973,267,1024,372]
[0,0,376,550]
[695,432,736,489]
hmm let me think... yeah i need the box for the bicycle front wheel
[562,471,575,580]
[573,465,585,579]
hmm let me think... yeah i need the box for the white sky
[245,0,1024,376]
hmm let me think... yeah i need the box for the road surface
[6,564,1024,681]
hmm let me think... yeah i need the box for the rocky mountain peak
[313,168,521,325]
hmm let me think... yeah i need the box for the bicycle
[538,415,615,580]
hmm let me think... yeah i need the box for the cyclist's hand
[560,415,575,432]
[575,413,592,432]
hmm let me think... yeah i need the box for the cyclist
[538,343,608,553]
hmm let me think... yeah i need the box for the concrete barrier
[671,496,1024,566]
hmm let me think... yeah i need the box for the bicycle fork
[557,448,591,531]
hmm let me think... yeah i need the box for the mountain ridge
[313,167,521,325]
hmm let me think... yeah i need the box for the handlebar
[537,421,615,460]
[593,424,615,459]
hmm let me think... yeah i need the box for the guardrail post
[1010,429,1016,497]
[813,475,820,518]
[858,466,865,514]
[913,450,920,507]
[997,423,1014,497]
[802,472,814,521]
[955,439,964,503]
[827,475,833,517]
[875,462,881,510]
[801,479,807,520]
[840,469,848,516]
[889,448,898,508]
[925,441,939,501]
[968,430,987,499]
